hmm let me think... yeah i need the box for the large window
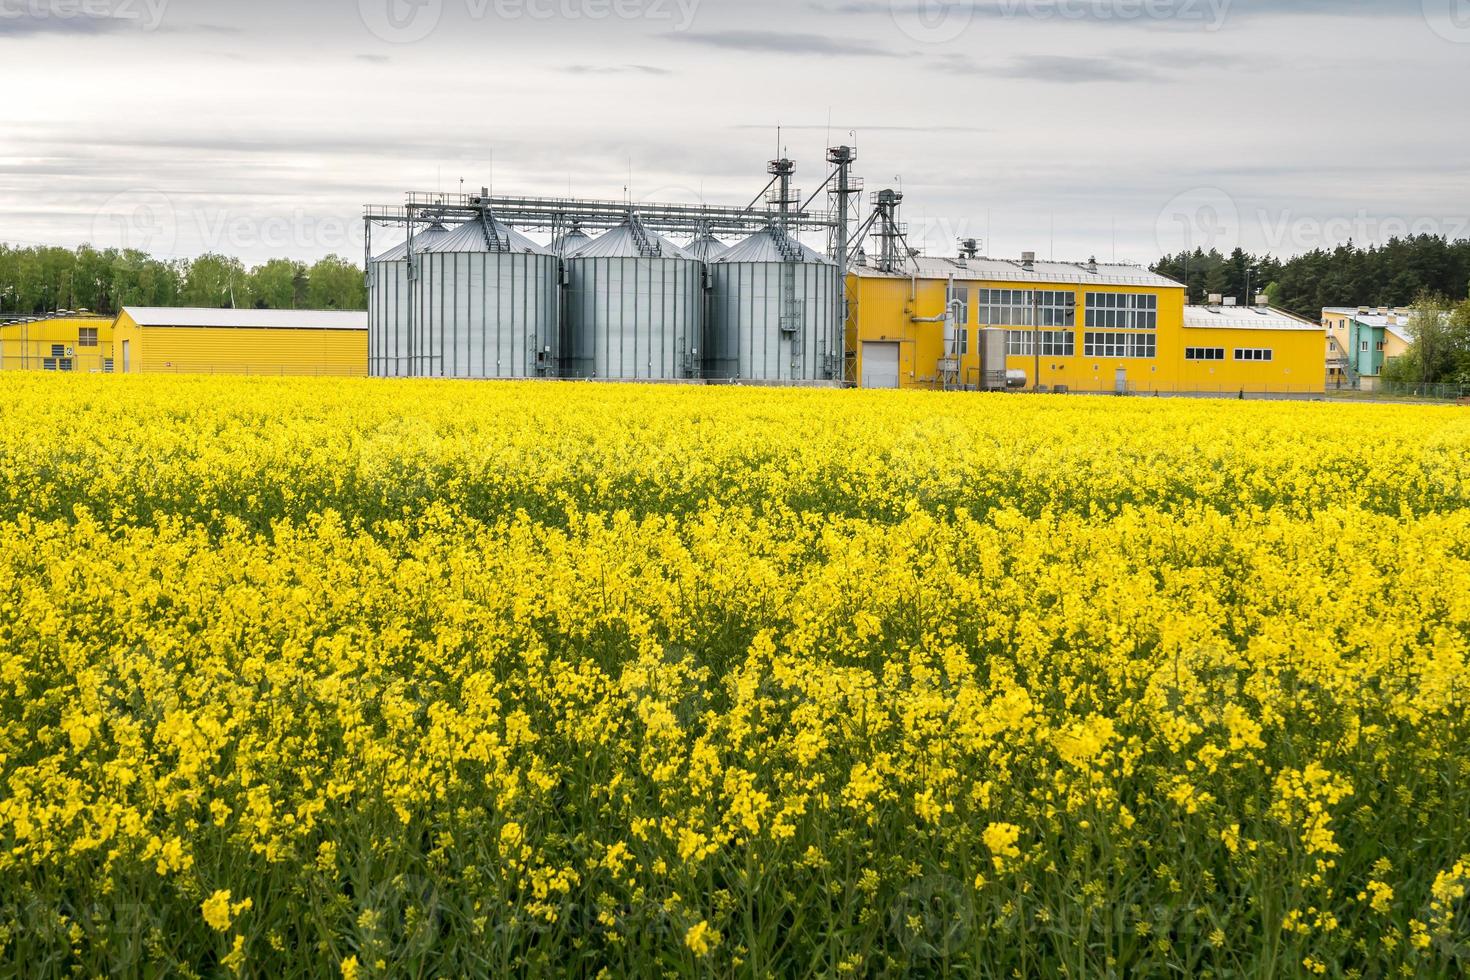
[978,289,1075,327]
[1084,332,1157,359]
[1234,348,1274,362]
[955,328,969,356]
[947,283,970,325]
[1008,330,1076,357]
[78,327,98,348]
[1185,347,1226,361]
[1085,292,1158,330]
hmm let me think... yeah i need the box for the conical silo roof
[418,217,548,255]
[550,227,593,257]
[372,222,450,262]
[686,231,729,263]
[572,218,693,260]
[716,225,833,265]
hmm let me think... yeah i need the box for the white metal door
[863,342,900,389]
[122,340,131,374]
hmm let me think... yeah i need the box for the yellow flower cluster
[0,374,1467,977]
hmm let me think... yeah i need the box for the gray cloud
[935,52,1160,83]
[0,14,135,37]
[355,53,390,64]
[816,0,1423,18]
[562,64,672,75]
[731,123,991,134]
[668,30,896,56]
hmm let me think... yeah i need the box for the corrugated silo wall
[368,260,410,378]
[705,262,842,382]
[413,252,560,378]
[564,257,703,380]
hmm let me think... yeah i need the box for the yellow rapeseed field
[1,374,1468,977]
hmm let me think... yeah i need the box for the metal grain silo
[685,229,729,264]
[550,223,593,257]
[706,225,841,383]
[563,216,703,381]
[411,215,560,379]
[369,222,448,377]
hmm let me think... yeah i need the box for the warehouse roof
[121,308,367,331]
[852,255,1184,290]
[1184,306,1323,332]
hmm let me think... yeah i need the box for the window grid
[1185,347,1226,361]
[1008,330,1076,357]
[1085,292,1159,330]
[978,288,1076,328]
[947,284,970,326]
[1234,348,1274,362]
[78,328,98,348]
[1084,332,1157,359]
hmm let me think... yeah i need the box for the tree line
[1151,235,1470,321]
[0,245,366,318]
[1379,294,1470,388]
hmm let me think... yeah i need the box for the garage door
[863,342,900,389]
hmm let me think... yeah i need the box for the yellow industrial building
[0,308,367,376]
[847,256,1326,394]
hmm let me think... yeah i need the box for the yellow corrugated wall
[135,327,367,377]
[0,316,115,373]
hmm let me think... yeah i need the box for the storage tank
[706,225,841,382]
[368,222,448,378]
[563,216,703,381]
[409,214,560,379]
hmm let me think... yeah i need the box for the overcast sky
[2,0,1467,266]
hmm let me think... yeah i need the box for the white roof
[854,255,1183,290]
[122,307,367,330]
[1184,305,1323,332]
